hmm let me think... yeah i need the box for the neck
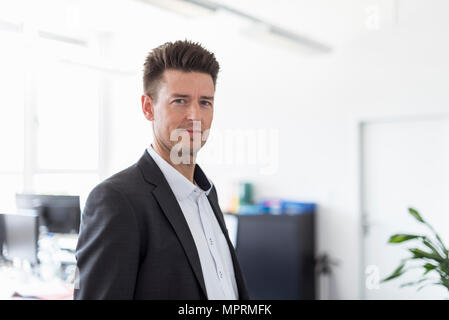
[152,141,196,184]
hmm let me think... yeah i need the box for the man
[74,40,249,300]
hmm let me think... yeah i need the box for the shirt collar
[146,144,213,201]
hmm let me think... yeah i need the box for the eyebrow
[171,93,214,100]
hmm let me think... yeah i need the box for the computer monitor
[0,212,39,265]
[16,194,81,234]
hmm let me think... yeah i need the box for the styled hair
[143,40,220,101]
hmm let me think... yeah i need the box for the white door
[362,117,449,299]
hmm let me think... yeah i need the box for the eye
[173,99,186,104]
[200,100,212,107]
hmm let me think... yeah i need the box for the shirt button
[219,271,223,279]
[209,238,214,245]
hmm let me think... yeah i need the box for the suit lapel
[152,185,208,297]
[137,151,208,298]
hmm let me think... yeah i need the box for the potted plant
[381,208,449,293]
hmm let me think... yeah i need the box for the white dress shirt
[146,145,239,300]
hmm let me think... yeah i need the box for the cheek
[203,111,213,128]
[157,106,178,125]
[159,110,186,136]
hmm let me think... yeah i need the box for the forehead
[160,69,215,95]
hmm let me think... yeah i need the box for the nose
[186,101,201,121]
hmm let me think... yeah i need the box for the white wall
[99,0,449,299]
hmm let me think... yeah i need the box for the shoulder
[81,167,146,230]
[93,162,150,196]
[104,163,141,188]
[84,164,144,209]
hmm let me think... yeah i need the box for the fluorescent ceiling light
[139,0,332,53]
[242,22,332,55]
[268,25,332,53]
[38,30,88,47]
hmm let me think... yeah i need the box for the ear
[141,94,155,121]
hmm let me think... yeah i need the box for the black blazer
[74,150,249,300]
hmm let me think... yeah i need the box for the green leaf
[409,248,444,262]
[399,277,431,288]
[423,263,437,275]
[388,234,423,243]
[432,232,449,258]
[381,263,406,283]
[440,276,449,290]
[440,259,449,275]
[384,208,449,292]
[422,239,445,260]
[408,207,425,223]
[417,282,440,292]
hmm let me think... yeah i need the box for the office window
[36,61,100,171]
[0,30,25,211]
[0,30,25,173]
[0,24,104,210]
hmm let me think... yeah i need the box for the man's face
[142,69,215,160]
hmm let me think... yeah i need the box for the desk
[0,257,75,300]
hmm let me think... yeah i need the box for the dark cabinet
[234,213,316,300]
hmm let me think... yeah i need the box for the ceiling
[1,0,447,53]
[206,0,397,48]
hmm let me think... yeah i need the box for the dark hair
[143,40,220,101]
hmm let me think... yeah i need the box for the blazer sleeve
[74,182,140,300]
